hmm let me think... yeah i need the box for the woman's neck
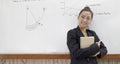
[79,26,87,37]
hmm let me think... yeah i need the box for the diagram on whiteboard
[60,0,111,17]
[12,0,46,31]
[13,0,41,2]
[60,0,80,16]
[25,6,46,31]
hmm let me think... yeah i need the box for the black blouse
[67,26,107,64]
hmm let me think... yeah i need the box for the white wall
[0,0,120,54]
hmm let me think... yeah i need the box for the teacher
[67,6,107,64]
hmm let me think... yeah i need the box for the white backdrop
[0,0,120,54]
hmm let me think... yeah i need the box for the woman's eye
[81,16,85,19]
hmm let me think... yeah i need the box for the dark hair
[79,6,93,19]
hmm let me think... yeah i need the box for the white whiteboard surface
[0,0,120,54]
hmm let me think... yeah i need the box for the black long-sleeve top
[67,26,107,64]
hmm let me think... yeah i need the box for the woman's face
[78,11,92,29]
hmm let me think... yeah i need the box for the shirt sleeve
[92,31,108,58]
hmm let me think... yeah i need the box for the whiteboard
[0,0,120,54]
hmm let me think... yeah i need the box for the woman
[67,6,107,64]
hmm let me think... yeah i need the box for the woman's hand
[92,51,100,57]
[96,40,102,48]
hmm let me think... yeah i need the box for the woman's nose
[83,18,87,22]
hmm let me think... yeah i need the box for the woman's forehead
[80,11,91,17]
